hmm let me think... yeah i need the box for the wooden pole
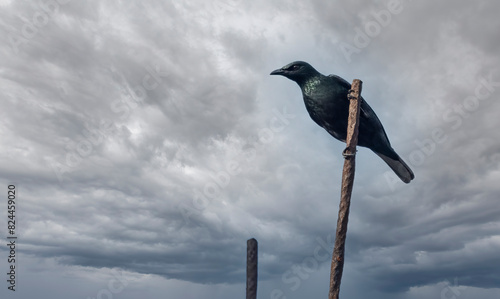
[329,79,363,299]
[246,238,258,299]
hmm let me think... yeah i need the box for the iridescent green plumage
[270,61,414,183]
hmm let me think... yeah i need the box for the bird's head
[270,61,320,84]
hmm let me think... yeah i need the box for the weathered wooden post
[246,238,258,299]
[329,79,363,299]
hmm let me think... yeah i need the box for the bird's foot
[347,89,356,100]
[342,147,356,158]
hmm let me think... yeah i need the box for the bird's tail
[375,152,415,183]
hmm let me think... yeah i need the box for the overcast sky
[1,0,500,298]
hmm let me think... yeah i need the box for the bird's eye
[286,65,299,71]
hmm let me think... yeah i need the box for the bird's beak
[270,68,284,76]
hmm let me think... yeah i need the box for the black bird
[270,61,414,183]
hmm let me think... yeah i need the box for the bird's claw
[342,147,356,158]
[347,89,356,100]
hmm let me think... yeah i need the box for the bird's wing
[328,74,370,119]
[329,74,398,159]
[359,96,395,154]
[359,96,374,120]
[328,74,351,89]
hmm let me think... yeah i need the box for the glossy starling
[270,61,414,183]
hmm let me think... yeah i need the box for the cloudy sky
[1,0,500,298]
